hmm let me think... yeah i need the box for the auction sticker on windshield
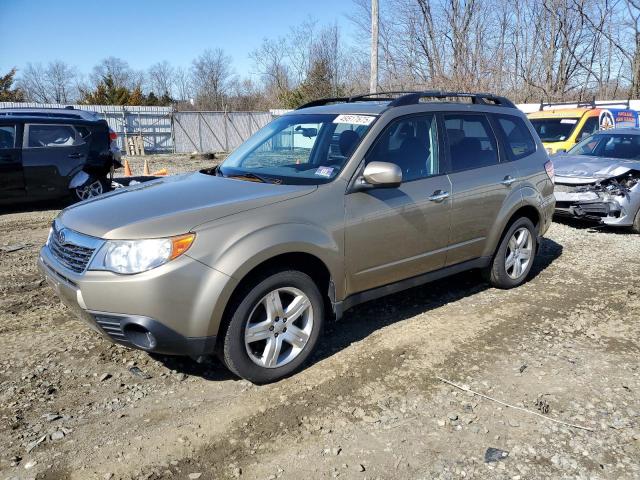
[333,114,376,126]
[315,166,334,177]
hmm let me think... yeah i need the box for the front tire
[485,217,537,289]
[631,209,640,234]
[221,270,325,384]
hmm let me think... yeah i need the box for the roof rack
[538,98,630,110]
[388,91,516,108]
[296,90,517,110]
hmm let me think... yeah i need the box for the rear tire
[73,176,109,202]
[220,270,325,384]
[485,217,537,289]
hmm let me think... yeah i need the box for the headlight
[98,233,195,274]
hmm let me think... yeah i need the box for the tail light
[544,160,555,183]
[109,129,117,141]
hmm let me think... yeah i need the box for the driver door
[344,113,452,295]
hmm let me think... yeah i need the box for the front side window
[569,133,640,159]
[529,117,580,142]
[445,114,499,171]
[27,124,79,148]
[365,113,440,182]
[219,113,372,185]
[495,115,536,160]
[0,125,16,149]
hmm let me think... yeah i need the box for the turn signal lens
[170,233,195,260]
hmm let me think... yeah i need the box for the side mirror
[353,161,402,191]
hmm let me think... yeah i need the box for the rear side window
[444,114,498,172]
[494,115,537,160]
[27,124,78,148]
[0,125,16,149]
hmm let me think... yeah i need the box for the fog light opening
[123,324,157,350]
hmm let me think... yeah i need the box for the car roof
[528,108,590,118]
[0,107,101,121]
[594,127,640,135]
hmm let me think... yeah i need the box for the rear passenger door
[443,112,520,266]
[0,123,24,200]
[21,123,90,198]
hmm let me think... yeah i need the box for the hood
[58,172,316,239]
[553,154,640,184]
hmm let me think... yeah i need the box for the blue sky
[0,0,359,78]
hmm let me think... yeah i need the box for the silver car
[553,128,640,232]
[38,91,555,383]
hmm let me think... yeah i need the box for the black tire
[72,176,109,202]
[631,209,640,234]
[220,270,325,384]
[485,217,537,289]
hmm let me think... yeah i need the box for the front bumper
[554,190,634,226]
[38,244,236,356]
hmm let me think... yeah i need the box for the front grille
[94,314,129,344]
[49,234,95,273]
[48,222,102,274]
[554,183,594,193]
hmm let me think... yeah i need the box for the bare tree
[18,61,77,103]
[90,57,138,90]
[147,61,175,98]
[191,49,234,109]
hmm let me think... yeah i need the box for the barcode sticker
[333,114,376,126]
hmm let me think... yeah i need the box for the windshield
[568,133,640,159]
[218,113,374,185]
[530,117,580,142]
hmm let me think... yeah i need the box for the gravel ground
[1,158,639,480]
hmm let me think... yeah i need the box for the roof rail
[296,90,517,110]
[388,91,516,108]
[296,94,399,110]
[538,98,630,111]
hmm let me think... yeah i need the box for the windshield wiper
[225,172,275,183]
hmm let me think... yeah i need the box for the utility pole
[370,0,379,94]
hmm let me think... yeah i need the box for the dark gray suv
[39,92,555,383]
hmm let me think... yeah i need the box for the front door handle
[501,175,517,186]
[429,190,450,202]
[68,152,82,159]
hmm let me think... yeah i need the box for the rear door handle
[501,175,517,186]
[429,190,450,202]
[0,154,12,161]
[68,153,82,159]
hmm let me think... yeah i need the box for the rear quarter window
[494,115,537,160]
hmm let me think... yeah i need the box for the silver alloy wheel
[75,179,104,200]
[244,287,314,369]
[505,227,533,280]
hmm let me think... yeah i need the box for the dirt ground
[1,158,639,480]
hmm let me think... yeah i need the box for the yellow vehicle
[527,101,639,154]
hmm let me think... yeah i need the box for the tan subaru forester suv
[38,92,555,383]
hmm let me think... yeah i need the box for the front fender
[188,220,343,328]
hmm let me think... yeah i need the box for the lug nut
[283,318,287,323]
[283,327,287,332]
[269,326,274,331]
[274,333,279,337]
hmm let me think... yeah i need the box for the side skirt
[333,257,491,320]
